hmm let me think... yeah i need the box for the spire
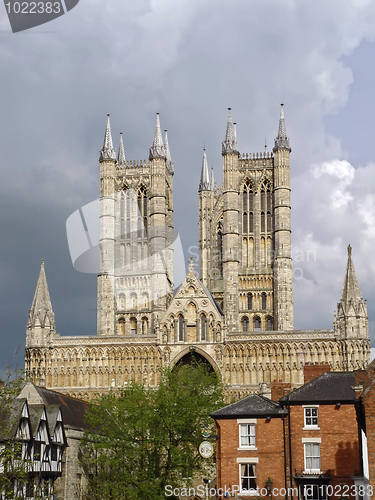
[164,130,174,173]
[233,123,238,151]
[28,260,55,330]
[222,108,238,154]
[340,244,364,309]
[274,104,291,152]
[100,114,116,161]
[199,147,210,191]
[210,166,215,191]
[117,133,126,166]
[149,113,165,160]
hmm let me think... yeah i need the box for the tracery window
[262,293,267,310]
[178,315,184,342]
[201,314,206,341]
[242,317,248,332]
[254,316,261,331]
[217,222,223,277]
[247,293,252,310]
[242,181,254,234]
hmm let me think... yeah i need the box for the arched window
[142,293,148,309]
[261,212,265,233]
[217,222,223,277]
[247,293,252,310]
[262,293,267,310]
[118,294,125,310]
[118,318,125,335]
[242,317,248,332]
[130,293,137,310]
[243,212,248,233]
[178,315,184,342]
[267,188,272,211]
[267,211,272,232]
[267,317,273,331]
[201,315,206,341]
[254,316,261,331]
[249,212,254,233]
[130,317,137,335]
[126,218,130,237]
[137,186,148,237]
[142,317,148,335]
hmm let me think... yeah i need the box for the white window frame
[237,419,257,450]
[303,405,319,429]
[304,441,321,473]
[238,462,258,496]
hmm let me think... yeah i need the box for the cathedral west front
[25,106,370,401]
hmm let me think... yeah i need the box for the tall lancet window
[217,222,223,278]
[242,181,254,234]
[178,315,184,342]
[261,182,272,233]
[137,186,148,238]
[201,314,206,341]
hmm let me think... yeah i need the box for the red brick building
[212,370,368,500]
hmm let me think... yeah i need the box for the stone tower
[97,114,174,337]
[199,105,293,332]
[26,259,55,348]
[334,244,369,340]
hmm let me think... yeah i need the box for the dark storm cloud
[1,0,375,373]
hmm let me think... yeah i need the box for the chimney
[304,363,330,384]
[259,382,271,399]
[271,381,291,401]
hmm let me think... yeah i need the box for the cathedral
[25,106,370,401]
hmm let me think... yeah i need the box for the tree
[80,361,225,500]
[0,368,30,500]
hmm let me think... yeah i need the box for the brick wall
[271,381,291,401]
[303,363,330,384]
[290,403,360,497]
[216,417,285,499]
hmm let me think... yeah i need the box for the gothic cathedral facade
[25,107,370,400]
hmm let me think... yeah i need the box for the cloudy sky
[0,0,375,375]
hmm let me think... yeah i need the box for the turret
[222,109,240,332]
[272,104,293,330]
[198,147,212,286]
[148,114,172,326]
[334,245,369,340]
[97,114,117,335]
[26,260,55,348]
[117,132,126,166]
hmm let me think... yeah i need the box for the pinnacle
[164,130,174,173]
[149,113,166,160]
[100,114,116,161]
[222,108,238,155]
[199,147,210,192]
[117,133,126,166]
[340,245,364,310]
[274,104,291,152]
[28,260,55,329]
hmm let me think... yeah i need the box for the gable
[159,263,224,327]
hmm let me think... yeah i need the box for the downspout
[283,410,288,500]
[288,394,293,500]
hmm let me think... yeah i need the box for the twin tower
[97,106,293,339]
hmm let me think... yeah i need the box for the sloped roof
[211,394,285,419]
[0,398,27,440]
[18,382,91,431]
[279,372,356,405]
[30,385,91,430]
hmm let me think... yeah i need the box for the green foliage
[0,368,29,500]
[80,361,224,500]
